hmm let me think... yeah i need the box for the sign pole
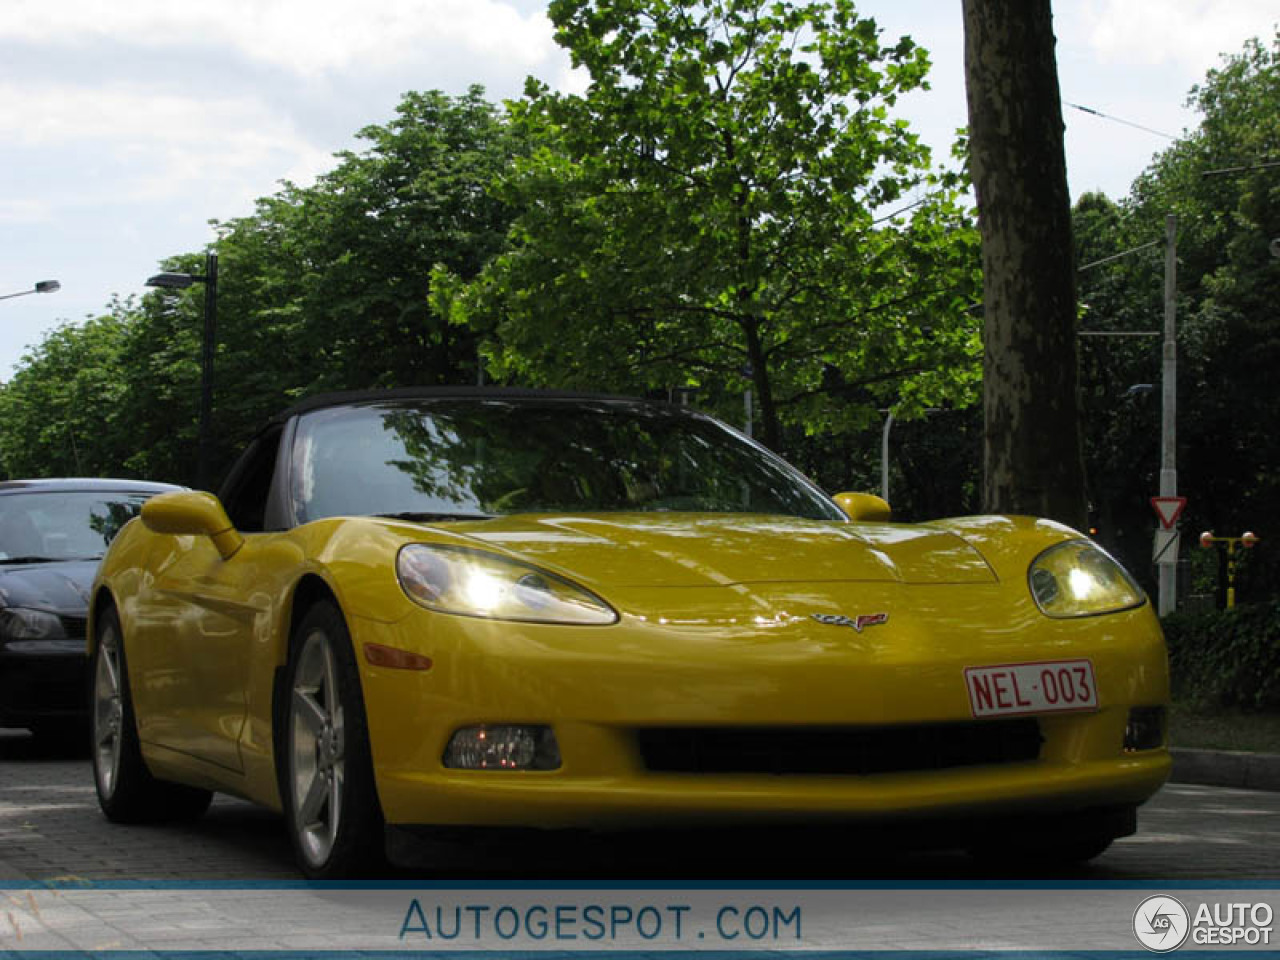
[1157,215,1178,617]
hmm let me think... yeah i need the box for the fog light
[443,725,561,770]
[1124,707,1165,751]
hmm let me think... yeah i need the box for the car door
[134,536,263,772]
[128,427,288,774]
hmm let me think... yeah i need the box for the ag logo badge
[1133,895,1190,952]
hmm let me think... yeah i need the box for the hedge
[1161,600,1280,709]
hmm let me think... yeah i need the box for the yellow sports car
[89,389,1170,878]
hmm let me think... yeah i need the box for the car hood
[453,513,997,588]
[0,559,97,614]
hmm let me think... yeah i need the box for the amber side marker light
[363,642,434,671]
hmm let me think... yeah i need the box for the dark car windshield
[0,491,153,562]
[291,399,845,524]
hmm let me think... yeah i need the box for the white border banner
[1,885,1277,952]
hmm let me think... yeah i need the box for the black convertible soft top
[272,386,678,424]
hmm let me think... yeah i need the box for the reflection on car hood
[0,559,97,614]
[457,514,997,588]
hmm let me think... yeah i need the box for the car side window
[220,427,283,533]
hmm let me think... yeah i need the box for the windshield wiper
[373,512,495,523]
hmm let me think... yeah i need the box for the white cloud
[0,82,333,212]
[1081,0,1276,77]
[0,198,54,225]
[0,0,557,77]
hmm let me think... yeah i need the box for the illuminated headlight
[396,544,618,625]
[0,607,66,641]
[1028,540,1145,618]
[444,725,561,770]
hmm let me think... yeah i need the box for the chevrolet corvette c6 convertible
[88,389,1170,877]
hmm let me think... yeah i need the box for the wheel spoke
[331,708,345,764]
[298,767,327,826]
[326,771,341,847]
[321,643,338,721]
[101,641,119,693]
[94,711,115,747]
[292,687,327,736]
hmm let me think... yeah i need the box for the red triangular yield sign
[1151,496,1187,530]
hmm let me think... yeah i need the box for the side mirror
[141,491,244,560]
[834,491,892,523]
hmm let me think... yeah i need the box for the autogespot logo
[1134,895,1191,952]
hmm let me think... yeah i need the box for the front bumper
[354,582,1171,828]
[0,641,89,728]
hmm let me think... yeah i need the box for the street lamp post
[146,252,218,491]
[0,280,61,302]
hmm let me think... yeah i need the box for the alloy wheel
[290,628,346,868]
[93,623,124,797]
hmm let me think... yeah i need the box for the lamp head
[146,272,200,290]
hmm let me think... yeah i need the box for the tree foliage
[204,87,527,468]
[437,0,981,453]
[0,306,134,479]
[1074,31,1279,601]
[1,88,526,488]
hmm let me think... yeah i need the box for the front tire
[282,601,385,879]
[91,606,213,823]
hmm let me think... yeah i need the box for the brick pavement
[4,728,1280,883]
[0,731,295,883]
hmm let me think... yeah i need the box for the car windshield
[290,399,845,524]
[0,491,152,562]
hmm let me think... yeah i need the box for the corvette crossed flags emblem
[810,612,890,632]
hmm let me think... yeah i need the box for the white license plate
[965,659,1098,717]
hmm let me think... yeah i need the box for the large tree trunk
[962,0,1087,529]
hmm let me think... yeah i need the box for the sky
[1,0,1276,378]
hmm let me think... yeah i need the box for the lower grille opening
[59,616,88,642]
[637,718,1042,775]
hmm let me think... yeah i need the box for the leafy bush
[1161,601,1280,709]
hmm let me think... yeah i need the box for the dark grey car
[0,478,180,740]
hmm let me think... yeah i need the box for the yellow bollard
[1199,531,1261,609]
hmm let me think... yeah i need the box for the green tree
[0,308,135,479]
[1073,32,1279,602]
[438,0,981,453]
[1072,191,1164,585]
[114,276,207,483]
[1136,33,1280,603]
[142,87,528,485]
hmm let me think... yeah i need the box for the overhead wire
[1063,101,1177,140]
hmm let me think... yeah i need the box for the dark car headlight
[1028,540,1145,618]
[397,544,618,625]
[0,607,67,641]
